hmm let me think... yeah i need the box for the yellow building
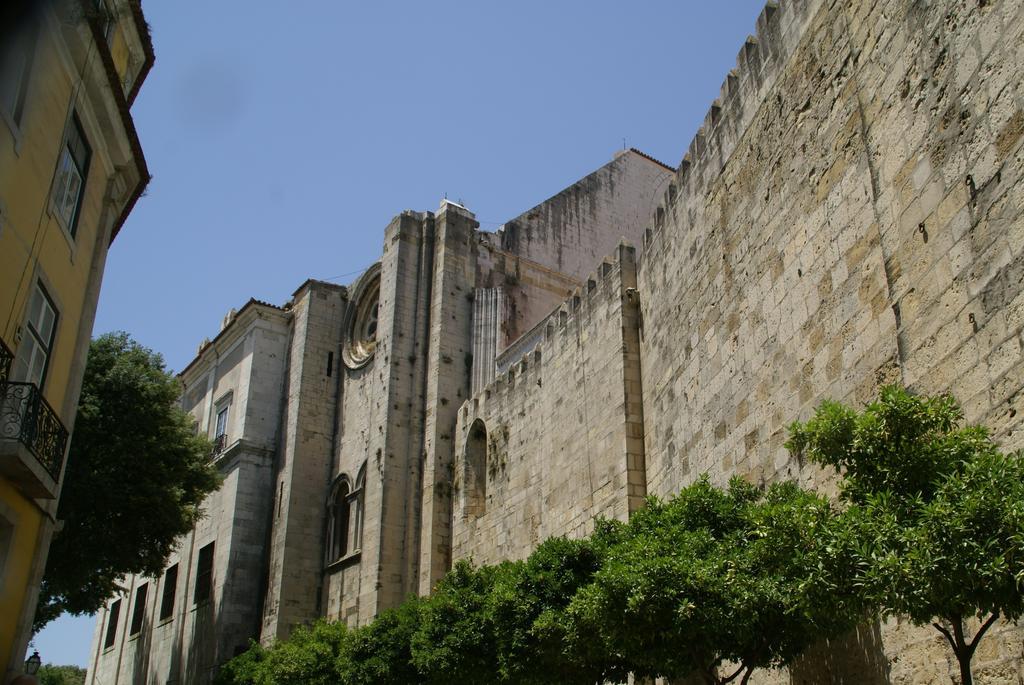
[0,0,152,678]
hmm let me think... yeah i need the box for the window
[159,564,178,620]
[0,11,37,128]
[103,599,121,649]
[465,420,488,517]
[213,399,229,453]
[214,405,228,440]
[327,465,364,563]
[129,583,148,635]
[14,283,57,388]
[328,480,350,561]
[52,114,91,236]
[342,265,381,369]
[92,0,115,41]
[194,542,214,604]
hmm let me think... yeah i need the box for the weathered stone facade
[88,0,1024,682]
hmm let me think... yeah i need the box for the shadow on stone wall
[788,619,891,684]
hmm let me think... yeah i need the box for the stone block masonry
[86,0,1024,680]
[636,0,1024,681]
[453,243,646,564]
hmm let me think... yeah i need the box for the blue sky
[34,0,767,668]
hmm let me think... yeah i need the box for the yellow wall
[0,23,106,415]
[0,9,130,674]
[108,22,132,91]
[0,481,42,674]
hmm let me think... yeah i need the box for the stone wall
[496,149,674,280]
[85,1,1024,680]
[474,241,583,349]
[88,306,289,685]
[452,244,645,564]
[635,0,1024,681]
[260,281,346,641]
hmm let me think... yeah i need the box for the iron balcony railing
[0,337,12,383]
[211,433,227,456]
[0,381,69,481]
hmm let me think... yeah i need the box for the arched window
[465,419,487,517]
[328,479,350,562]
[326,464,366,564]
[351,463,365,553]
[342,264,381,370]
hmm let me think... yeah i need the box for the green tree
[263,620,349,685]
[214,622,350,685]
[339,597,425,684]
[212,641,267,685]
[34,332,222,629]
[410,561,505,683]
[788,385,1024,685]
[567,477,850,684]
[37,664,86,685]
[488,536,613,685]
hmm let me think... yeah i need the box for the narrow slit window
[193,542,214,604]
[129,583,148,635]
[159,564,178,620]
[103,599,121,649]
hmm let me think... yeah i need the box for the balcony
[211,432,227,456]
[0,379,69,499]
[0,337,11,383]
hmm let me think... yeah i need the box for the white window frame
[14,282,58,389]
[214,399,230,440]
[51,114,91,238]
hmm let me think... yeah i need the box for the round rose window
[343,264,381,369]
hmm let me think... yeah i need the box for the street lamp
[25,651,41,675]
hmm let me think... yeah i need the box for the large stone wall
[634,0,1024,681]
[88,307,289,685]
[497,149,674,280]
[452,244,645,564]
[86,1,1024,681]
[260,281,347,641]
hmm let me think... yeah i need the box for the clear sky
[32,0,767,668]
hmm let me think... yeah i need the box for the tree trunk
[956,652,973,685]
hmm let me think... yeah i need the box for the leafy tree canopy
[788,385,1024,685]
[488,536,608,685]
[339,597,426,684]
[567,476,850,685]
[35,332,222,630]
[37,664,86,685]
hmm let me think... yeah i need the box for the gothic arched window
[328,479,350,562]
[465,419,487,517]
[327,464,366,564]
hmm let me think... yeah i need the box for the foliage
[213,622,350,685]
[263,621,349,685]
[566,477,851,684]
[219,385,1024,684]
[34,332,222,630]
[410,561,503,682]
[212,642,267,685]
[37,665,86,685]
[788,385,1024,685]
[338,597,425,684]
[488,537,610,684]
[218,478,851,685]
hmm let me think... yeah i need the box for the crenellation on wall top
[468,241,638,408]
[673,0,816,186]
[638,0,819,269]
